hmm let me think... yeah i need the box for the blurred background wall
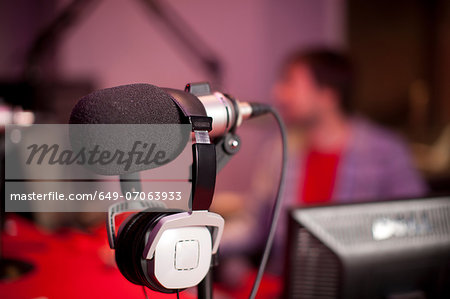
[0,0,346,193]
[348,0,450,192]
[0,0,449,194]
[0,0,346,102]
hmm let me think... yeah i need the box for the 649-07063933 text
[9,191,183,201]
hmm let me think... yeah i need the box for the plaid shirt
[265,117,428,272]
[281,117,427,206]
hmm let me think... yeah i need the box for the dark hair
[282,48,354,114]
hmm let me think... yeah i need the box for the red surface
[0,215,282,299]
[0,214,194,299]
[300,149,341,204]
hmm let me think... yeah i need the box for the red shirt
[300,150,341,205]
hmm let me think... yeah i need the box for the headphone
[106,83,225,293]
[108,204,223,293]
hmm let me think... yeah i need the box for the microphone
[68,83,270,176]
[68,83,192,194]
[70,83,270,137]
[69,83,186,126]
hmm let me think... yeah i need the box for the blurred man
[252,49,428,275]
[274,49,427,204]
[213,49,428,290]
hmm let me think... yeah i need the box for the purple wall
[56,0,345,101]
[0,0,346,192]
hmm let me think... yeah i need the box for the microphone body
[195,91,252,137]
[70,82,267,137]
[69,83,269,175]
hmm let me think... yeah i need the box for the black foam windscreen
[68,84,191,175]
[69,83,187,125]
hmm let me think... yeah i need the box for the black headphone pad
[114,212,174,293]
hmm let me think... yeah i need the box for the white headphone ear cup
[152,226,212,289]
